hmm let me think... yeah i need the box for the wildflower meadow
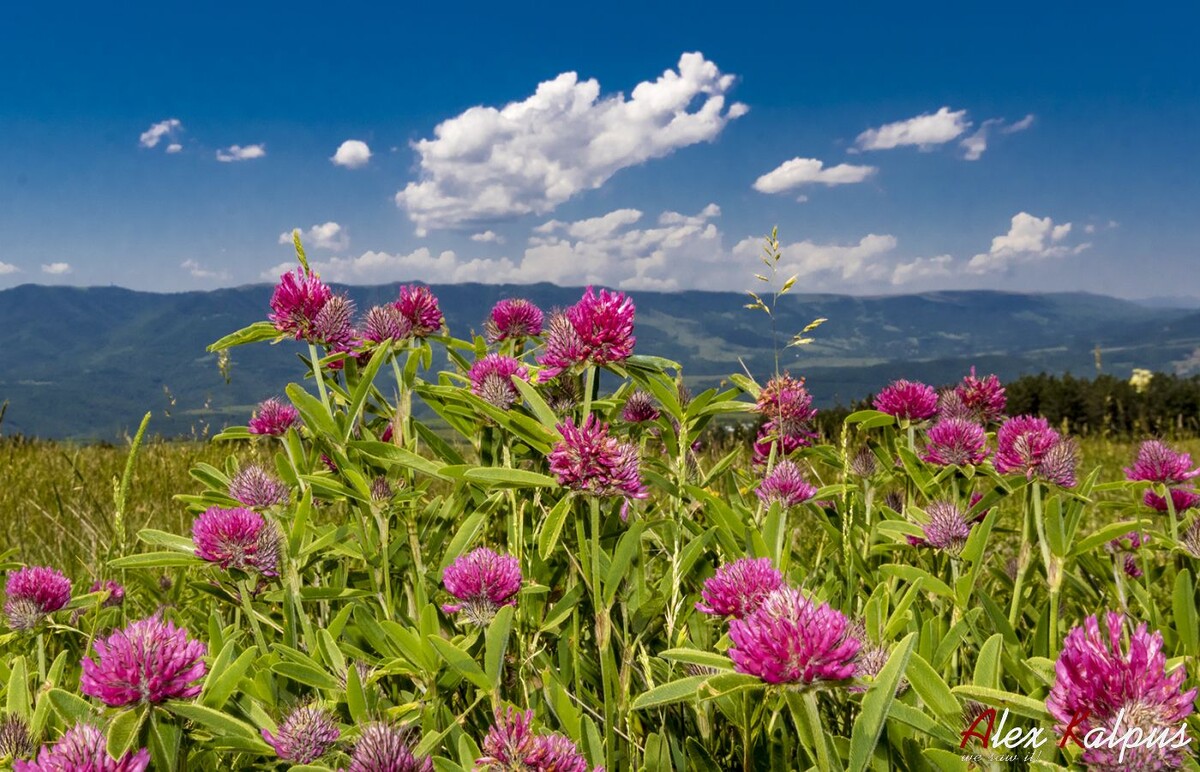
[3,233,1200,771]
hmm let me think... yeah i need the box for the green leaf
[950,685,1051,721]
[603,522,644,607]
[1175,570,1198,656]
[166,701,272,752]
[207,321,279,352]
[974,634,1005,688]
[137,529,198,553]
[439,511,487,571]
[427,636,491,690]
[47,688,93,725]
[200,645,257,710]
[350,440,448,479]
[538,496,574,561]
[1070,520,1146,557]
[844,409,895,429]
[484,605,516,689]
[879,564,953,598]
[905,652,959,720]
[271,661,342,691]
[511,377,560,430]
[109,551,201,569]
[698,672,762,701]
[107,706,146,760]
[848,632,916,772]
[286,382,339,440]
[343,344,390,442]
[658,648,735,671]
[631,675,710,710]
[6,657,29,721]
[463,467,559,488]
[346,661,369,725]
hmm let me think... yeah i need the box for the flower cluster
[696,557,784,619]
[487,298,544,342]
[753,374,817,463]
[90,579,125,608]
[347,722,432,772]
[548,416,646,499]
[469,354,530,410]
[263,704,340,764]
[81,615,207,706]
[4,566,71,631]
[228,464,290,508]
[15,722,149,772]
[921,418,990,467]
[994,415,1079,487]
[476,707,600,772]
[269,267,333,342]
[192,506,281,577]
[1047,613,1195,769]
[621,391,660,424]
[874,380,938,423]
[728,586,860,685]
[953,368,1007,424]
[538,287,635,379]
[1127,440,1200,516]
[441,547,522,625]
[395,284,444,338]
[248,398,300,437]
[756,459,818,508]
[918,501,973,554]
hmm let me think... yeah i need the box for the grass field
[3,433,1197,579]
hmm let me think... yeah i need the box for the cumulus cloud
[332,140,372,169]
[181,259,230,280]
[166,143,182,153]
[280,222,349,251]
[394,52,748,234]
[855,107,970,151]
[966,212,1088,273]
[1003,114,1036,134]
[41,262,72,275]
[732,233,899,285]
[0,261,19,275]
[216,144,266,162]
[891,254,955,285]
[753,157,876,195]
[139,118,182,149]
[262,247,480,285]
[470,230,504,244]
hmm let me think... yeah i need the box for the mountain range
[3,282,1200,439]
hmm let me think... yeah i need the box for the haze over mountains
[3,282,1200,440]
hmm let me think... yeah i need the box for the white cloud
[753,157,876,194]
[181,259,230,280]
[470,230,504,244]
[891,254,954,285]
[166,143,182,153]
[262,247,479,285]
[394,52,747,234]
[216,144,266,162]
[1003,114,1036,134]
[139,118,182,149]
[966,212,1088,273]
[732,233,899,285]
[41,262,72,275]
[279,222,349,251]
[959,114,1036,160]
[855,107,970,151]
[331,140,372,169]
[0,261,19,275]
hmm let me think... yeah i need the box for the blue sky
[1,1,1197,297]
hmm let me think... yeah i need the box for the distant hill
[2,282,1200,439]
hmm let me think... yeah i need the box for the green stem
[1009,486,1034,629]
[307,342,332,414]
[589,498,616,769]
[239,580,270,656]
[36,632,46,684]
[1030,483,1061,653]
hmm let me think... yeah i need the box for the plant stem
[307,342,331,414]
[590,497,616,769]
[239,580,270,656]
[1009,485,1034,629]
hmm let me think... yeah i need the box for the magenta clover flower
[394,285,444,338]
[873,380,939,422]
[755,460,818,509]
[728,587,860,685]
[548,415,647,500]
[695,557,784,619]
[921,418,990,467]
[4,566,71,631]
[347,722,432,772]
[269,267,333,342]
[263,704,340,764]
[487,298,545,342]
[441,548,522,625]
[248,398,300,437]
[228,464,290,508]
[469,354,530,410]
[80,615,207,707]
[15,723,149,772]
[192,506,280,578]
